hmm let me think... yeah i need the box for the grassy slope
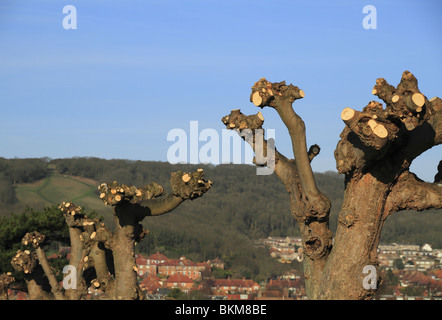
[15,172,113,223]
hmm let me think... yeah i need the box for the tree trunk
[111,210,140,300]
[318,173,389,299]
[101,172,212,300]
[223,71,442,300]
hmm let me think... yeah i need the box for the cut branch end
[412,92,425,107]
[252,91,263,107]
[341,108,355,121]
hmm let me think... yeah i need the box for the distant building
[146,252,168,264]
[139,273,162,294]
[158,256,208,281]
[211,277,260,297]
[421,244,433,255]
[378,243,420,253]
[262,236,304,263]
[280,270,303,280]
[265,278,304,297]
[208,257,225,270]
[377,242,440,272]
[415,258,436,271]
[135,254,157,276]
[164,274,195,293]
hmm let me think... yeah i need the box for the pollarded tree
[10,169,212,300]
[222,71,441,300]
[0,273,14,300]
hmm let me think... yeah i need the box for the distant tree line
[51,157,345,234]
[0,158,49,205]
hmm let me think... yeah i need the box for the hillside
[13,172,111,224]
[0,157,441,278]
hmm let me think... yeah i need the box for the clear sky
[0,0,441,181]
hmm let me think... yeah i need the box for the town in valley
[6,237,442,300]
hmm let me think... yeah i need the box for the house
[139,273,163,294]
[158,256,207,281]
[280,270,303,280]
[420,244,434,257]
[378,243,420,254]
[259,290,286,300]
[379,254,397,269]
[136,252,210,280]
[208,257,225,270]
[265,279,304,296]
[377,242,441,271]
[211,277,260,296]
[415,258,436,271]
[165,274,195,293]
[135,254,157,276]
[401,249,419,259]
[269,246,303,263]
[146,252,168,265]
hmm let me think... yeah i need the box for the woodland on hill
[0,157,440,252]
[0,156,440,293]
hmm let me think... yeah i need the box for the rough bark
[223,71,441,300]
[317,173,389,299]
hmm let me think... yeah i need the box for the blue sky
[0,0,440,181]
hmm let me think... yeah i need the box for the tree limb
[250,78,331,218]
[97,170,212,218]
[223,78,333,299]
[385,170,442,215]
[11,249,53,300]
[221,108,294,185]
[95,171,212,300]
[0,273,14,300]
[22,232,65,300]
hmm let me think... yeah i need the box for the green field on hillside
[15,173,110,220]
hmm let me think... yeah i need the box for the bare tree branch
[223,78,333,299]
[221,108,294,185]
[385,170,442,215]
[250,79,322,205]
[22,232,65,300]
[94,170,212,300]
